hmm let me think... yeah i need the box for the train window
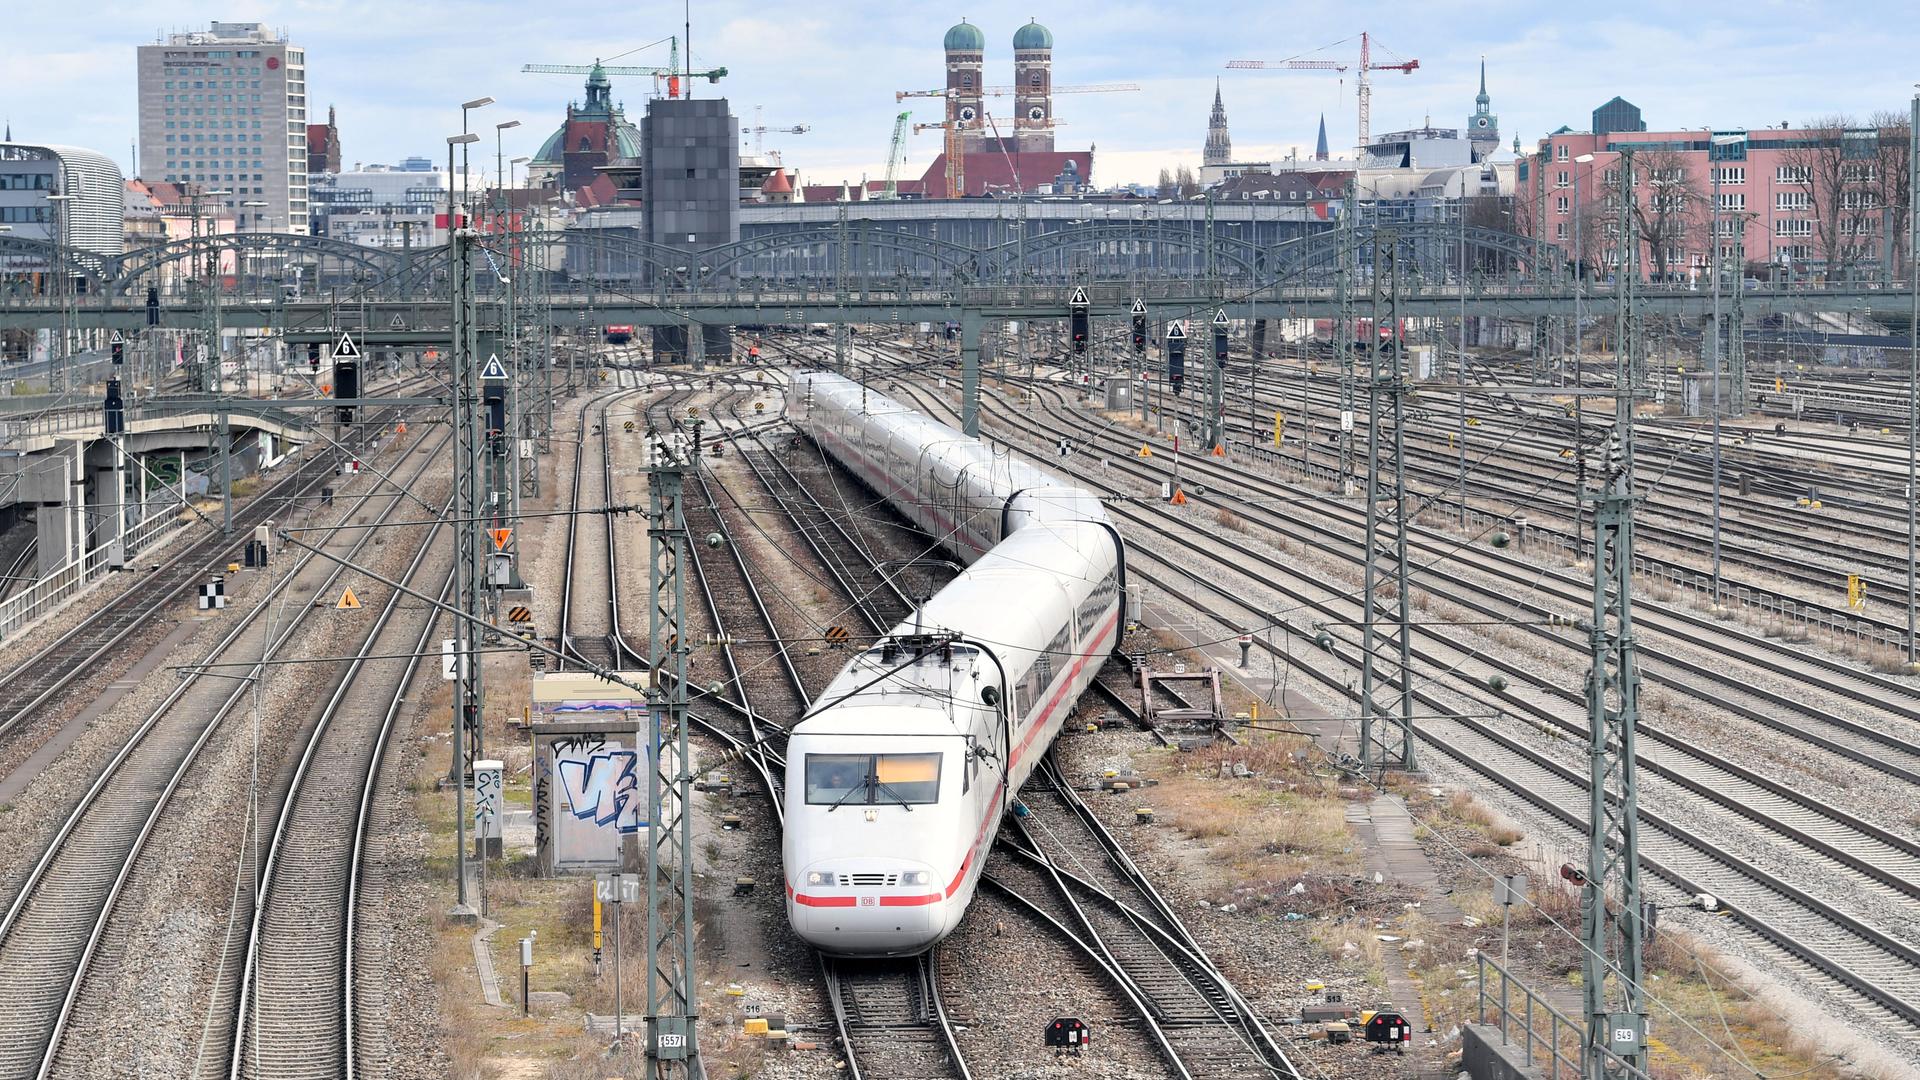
[805,754,867,805]
[804,752,943,805]
[875,753,942,803]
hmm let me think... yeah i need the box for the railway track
[884,368,1920,1043]
[0,379,433,746]
[0,422,453,1078]
[217,500,456,1079]
[558,387,648,672]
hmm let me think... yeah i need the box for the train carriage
[783,372,1125,955]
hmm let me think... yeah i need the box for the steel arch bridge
[1266,222,1567,283]
[12,220,1575,308]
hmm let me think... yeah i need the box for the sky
[6,0,1919,190]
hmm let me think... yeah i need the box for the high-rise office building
[137,22,308,233]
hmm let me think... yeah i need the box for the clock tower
[1468,58,1499,162]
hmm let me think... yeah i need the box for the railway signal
[1069,285,1090,353]
[110,330,125,365]
[1130,299,1147,350]
[332,331,362,423]
[1166,321,1187,393]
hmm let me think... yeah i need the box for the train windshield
[805,752,943,807]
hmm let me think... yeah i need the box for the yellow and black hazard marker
[823,625,851,648]
[507,606,533,624]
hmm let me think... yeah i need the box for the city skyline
[7,1,1919,191]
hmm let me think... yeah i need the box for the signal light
[1070,308,1089,353]
[308,342,321,373]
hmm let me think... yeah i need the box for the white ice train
[782,371,1126,956]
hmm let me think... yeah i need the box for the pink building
[1520,121,1909,282]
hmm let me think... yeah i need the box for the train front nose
[787,857,947,956]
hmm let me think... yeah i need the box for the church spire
[1204,79,1232,167]
[1467,56,1499,161]
[1315,113,1329,161]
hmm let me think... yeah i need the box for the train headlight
[900,870,931,886]
[806,871,830,887]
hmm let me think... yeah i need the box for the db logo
[858,896,878,907]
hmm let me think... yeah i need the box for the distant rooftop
[159,21,286,45]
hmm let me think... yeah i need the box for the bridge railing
[0,483,189,644]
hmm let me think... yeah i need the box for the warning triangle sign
[1129,298,1146,316]
[1166,321,1187,340]
[1068,285,1090,307]
[334,331,361,360]
[1170,489,1188,506]
[109,330,127,345]
[390,313,407,329]
[1137,444,1153,458]
[491,527,512,551]
[1212,308,1229,326]
[480,353,509,381]
[336,587,362,610]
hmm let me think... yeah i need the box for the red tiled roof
[916,150,1093,196]
[573,174,618,208]
[761,169,792,194]
[862,179,929,197]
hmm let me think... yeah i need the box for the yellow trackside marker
[1138,444,1153,457]
[336,587,361,610]
[492,528,512,551]
[1775,378,1785,392]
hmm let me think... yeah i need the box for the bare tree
[1782,114,1871,279]
[1156,168,1175,199]
[1175,165,1199,198]
[1871,108,1913,276]
[1626,149,1704,280]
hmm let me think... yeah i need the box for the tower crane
[741,105,809,157]
[912,118,966,201]
[881,111,912,200]
[895,82,1136,140]
[522,38,726,99]
[1227,32,1416,151]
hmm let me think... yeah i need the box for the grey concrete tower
[1204,80,1231,166]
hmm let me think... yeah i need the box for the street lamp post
[460,97,495,220]
[44,192,74,397]
[494,120,522,227]
[447,129,483,918]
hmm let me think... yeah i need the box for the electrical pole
[834,203,850,374]
[1908,90,1919,666]
[448,222,485,919]
[1336,181,1357,494]
[1581,149,1649,1080]
[644,422,698,1077]
[1709,159,1725,606]
[1358,230,1415,774]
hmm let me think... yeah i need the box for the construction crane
[522,38,726,99]
[895,82,1136,140]
[741,105,809,157]
[912,118,966,200]
[881,111,912,200]
[913,107,1036,199]
[1227,32,1417,151]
